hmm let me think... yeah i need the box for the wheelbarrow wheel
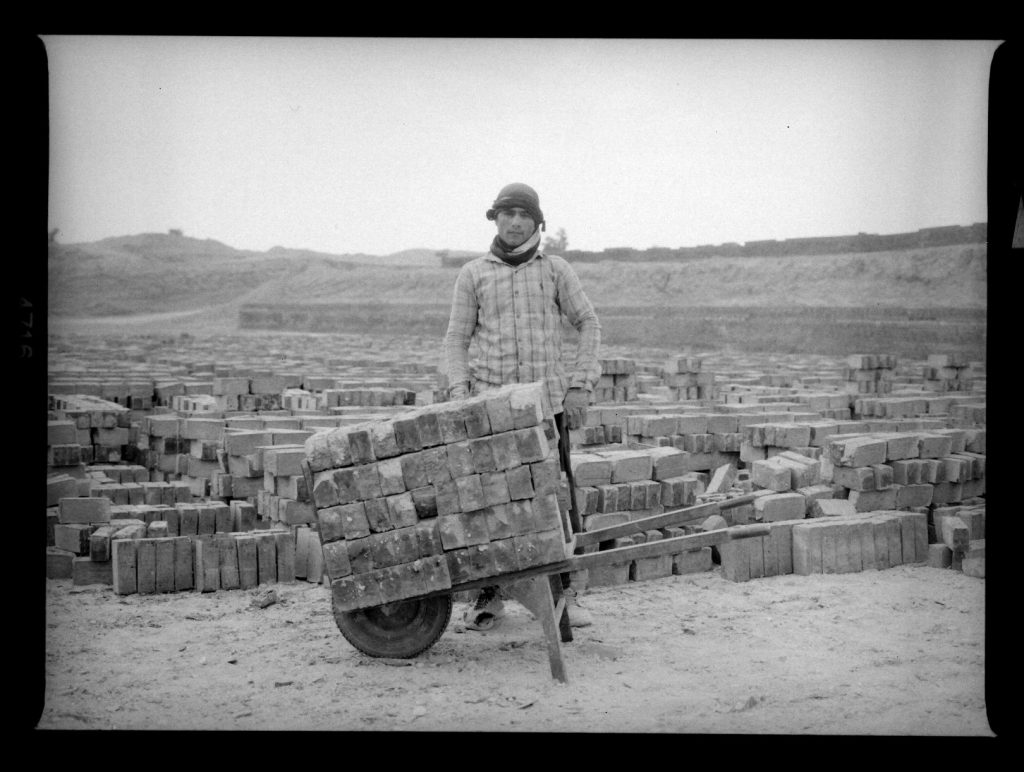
[334,594,453,659]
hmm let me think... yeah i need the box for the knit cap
[485,183,545,231]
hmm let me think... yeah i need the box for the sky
[43,36,1003,256]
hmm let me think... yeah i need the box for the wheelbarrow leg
[506,575,569,683]
[550,574,573,643]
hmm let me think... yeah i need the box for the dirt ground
[33,562,997,736]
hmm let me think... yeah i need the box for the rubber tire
[334,594,453,659]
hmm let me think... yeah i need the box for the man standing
[444,182,601,630]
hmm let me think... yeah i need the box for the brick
[306,531,325,584]
[507,382,546,428]
[747,536,766,579]
[385,492,419,529]
[832,465,876,491]
[368,456,404,497]
[894,483,933,509]
[927,542,952,568]
[415,518,444,557]
[323,539,352,580]
[413,409,443,448]
[820,524,839,574]
[672,546,713,575]
[530,458,561,496]
[514,426,549,463]
[111,539,137,594]
[438,514,469,550]
[751,459,792,492]
[331,572,384,612]
[754,492,806,523]
[504,465,535,500]
[367,420,400,459]
[256,533,278,584]
[461,398,492,438]
[137,538,159,594]
[410,486,439,519]
[940,515,970,553]
[829,436,888,467]
[361,497,392,533]
[792,522,823,575]
[58,496,112,524]
[631,554,674,581]
[54,523,93,555]
[871,464,894,490]
[72,556,113,586]
[719,538,751,582]
[392,415,423,454]
[848,488,897,512]
[436,405,468,444]
[482,391,515,434]
[455,474,487,512]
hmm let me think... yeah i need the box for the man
[444,182,601,630]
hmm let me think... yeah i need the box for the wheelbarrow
[318,487,767,683]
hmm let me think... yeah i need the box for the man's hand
[449,382,469,401]
[563,387,590,430]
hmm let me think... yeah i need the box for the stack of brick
[591,359,638,403]
[922,354,974,392]
[852,393,977,421]
[320,387,418,409]
[824,432,986,512]
[790,391,852,421]
[169,393,221,414]
[662,355,716,402]
[282,388,320,412]
[569,446,714,588]
[747,450,834,521]
[47,420,89,505]
[719,509,931,582]
[257,444,317,527]
[240,374,304,412]
[305,381,571,612]
[950,402,986,428]
[928,502,985,577]
[841,354,897,395]
[739,418,842,464]
[49,395,133,464]
[622,412,744,469]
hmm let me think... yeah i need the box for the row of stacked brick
[303,382,572,612]
[47,492,331,592]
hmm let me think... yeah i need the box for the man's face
[495,207,536,247]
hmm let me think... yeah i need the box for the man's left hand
[563,388,590,430]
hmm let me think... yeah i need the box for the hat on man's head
[485,182,545,231]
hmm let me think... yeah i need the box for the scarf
[490,228,542,266]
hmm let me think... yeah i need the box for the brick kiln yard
[38,331,995,735]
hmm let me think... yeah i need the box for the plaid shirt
[444,250,601,413]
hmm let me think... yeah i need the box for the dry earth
[35,562,997,736]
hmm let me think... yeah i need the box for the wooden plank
[572,524,770,571]
[573,494,760,548]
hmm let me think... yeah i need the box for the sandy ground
[34,562,997,736]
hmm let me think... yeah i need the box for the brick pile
[304,381,571,612]
[841,354,897,395]
[823,431,986,511]
[590,359,639,403]
[922,353,974,392]
[662,355,716,402]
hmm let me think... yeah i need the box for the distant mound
[47,233,986,321]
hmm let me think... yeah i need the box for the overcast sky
[43,36,1002,256]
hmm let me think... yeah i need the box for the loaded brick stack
[304,381,570,612]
